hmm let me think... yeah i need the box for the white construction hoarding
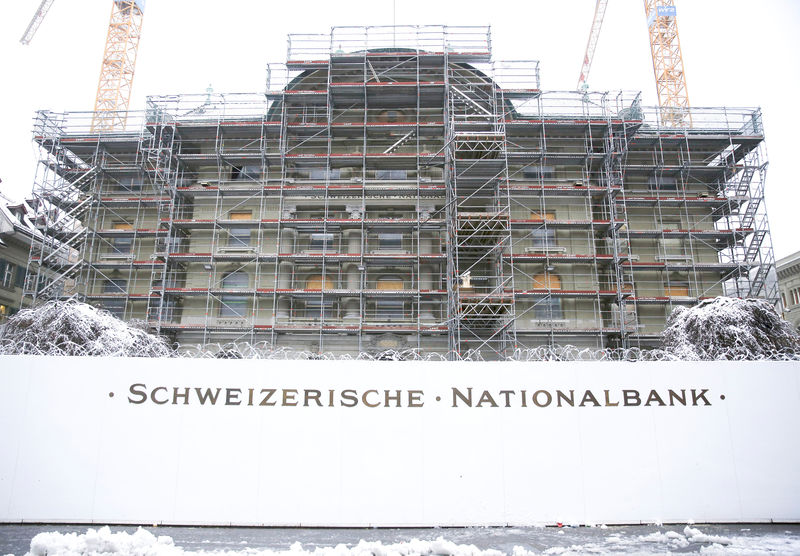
[0,356,798,526]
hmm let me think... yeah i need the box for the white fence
[0,356,798,526]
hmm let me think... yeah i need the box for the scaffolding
[23,25,777,359]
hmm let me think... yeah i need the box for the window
[309,168,341,180]
[376,169,408,180]
[309,233,334,251]
[112,222,133,254]
[659,221,685,259]
[228,211,252,247]
[530,211,555,222]
[115,177,142,192]
[792,288,800,306]
[379,110,404,122]
[659,237,685,258]
[376,299,405,320]
[15,266,25,289]
[532,273,561,290]
[533,297,563,320]
[378,233,403,250]
[103,279,127,317]
[159,300,178,323]
[0,260,15,289]
[306,300,333,320]
[377,276,404,290]
[648,175,679,191]
[522,165,554,179]
[665,282,690,297]
[532,229,556,248]
[530,212,556,249]
[306,275,334,290]
[231,165,261,181]
[220,271,249,318]
[104,278,127,294]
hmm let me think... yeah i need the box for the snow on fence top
[1,298,798,361]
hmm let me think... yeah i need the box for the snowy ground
[1,524,800,556]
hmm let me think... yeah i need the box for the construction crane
[19,0,56,45]
[578,0,691,127]
[91,1,145,131]
[577,0,609,91]
[643,0,691,126]
[20,0,145,132]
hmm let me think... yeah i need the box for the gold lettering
[362,390,380,408]
[282,389,298,406]
[259,389,276,406]
[604,390,619,407]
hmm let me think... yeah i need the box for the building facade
[777,250,800,330]
[0,195,41,325]
[24,26,777,358]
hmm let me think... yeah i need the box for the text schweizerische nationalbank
[126,384,715,408]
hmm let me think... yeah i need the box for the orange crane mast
[20,0,145,132]
[643,0,691,126]
[577,1,692,127]
[91,1,145,131]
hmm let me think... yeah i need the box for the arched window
[532,273,561,290]
[220,271,249,318]
[665,282,690,297]
[377,276,404,290]
[306,275,334,290]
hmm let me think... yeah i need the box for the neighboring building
[0,193,38,324]
[23,26,777,358]
[777,250,800,330]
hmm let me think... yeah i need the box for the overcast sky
[0,0,798,257]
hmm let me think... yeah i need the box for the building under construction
[24,26,776,358]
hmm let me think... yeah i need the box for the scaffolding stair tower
[446,61,517,359]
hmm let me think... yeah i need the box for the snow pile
[24,527,505,556]
[0,300,173,357]
[683,525,732,545]
[661,296,800,360]
[18,525,800,556]
[28,527,181,556]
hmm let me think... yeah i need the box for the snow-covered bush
[3,297,798,361]
[661,296,800,360]
[0,299,174,357]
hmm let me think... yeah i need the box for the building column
[345,229,362,255]
[280,228,296,253]
[343,263,360,321]
[420,264,435,322]
[276,261,293,322]
[419,232,433,254]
